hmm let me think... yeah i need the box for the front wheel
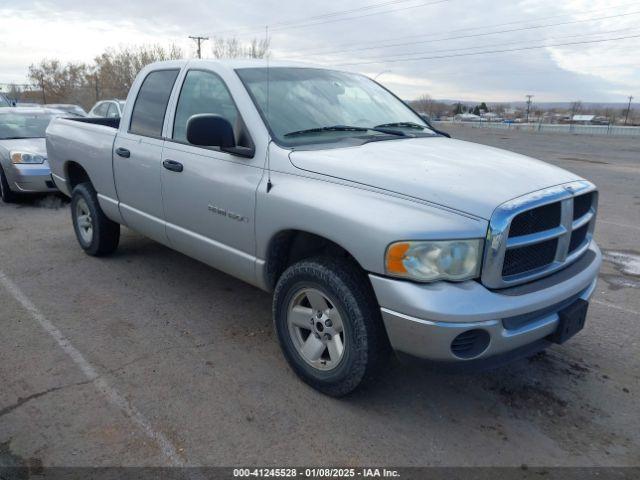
[0,166,19,203]
[71,182,120,256]
[273,257,389,396]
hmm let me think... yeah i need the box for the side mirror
[186,114,235,148]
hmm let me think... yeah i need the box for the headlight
[385,239,483,282]
[11,151,46,164]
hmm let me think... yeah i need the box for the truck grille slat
[509,202,561,236]
[482,182,597,288]
[573,192,593,220]
[569,223,589,253]
[502,239,558,277]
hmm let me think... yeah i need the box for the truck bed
[46,116,119,200]
[70,117,120,129]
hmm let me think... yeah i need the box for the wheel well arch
[65,161,91,190]
[264,230,365,291]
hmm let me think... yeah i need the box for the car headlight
[10,151,46,164]
[385,239,484,282]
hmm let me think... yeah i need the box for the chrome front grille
[482,181,597,289]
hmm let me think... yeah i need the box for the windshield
[0,112,57,139]
[236,67,436,147]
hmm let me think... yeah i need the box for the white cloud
[1,0,638,101]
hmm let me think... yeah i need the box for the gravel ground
[0,126,638,468]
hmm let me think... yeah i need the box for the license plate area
[549,298,589,344]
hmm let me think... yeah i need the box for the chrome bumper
[370,242,601,362]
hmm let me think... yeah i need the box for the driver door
[160,68,264,284]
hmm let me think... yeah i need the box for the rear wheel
[71,182,120,256]
[0,166,19,203]
[273,257,388,396]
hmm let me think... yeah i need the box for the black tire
[273,256,389,396]
[0,166,19,203]
[71,182,120,256]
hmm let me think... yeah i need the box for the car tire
[0,166,19,203]
[71,182,120,256]
[273,256,389,396]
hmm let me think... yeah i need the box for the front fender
[255,171,488,276]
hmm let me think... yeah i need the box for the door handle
[163,159,183,172]
[115,147,130,158]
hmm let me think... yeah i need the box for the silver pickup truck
[47,59,601,396]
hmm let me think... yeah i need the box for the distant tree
[28,59,89,105]
[472,105,481,115]
[492,103,506,114]
[93,44,183,99]
[479,102,488,112]
[28,43,183,109]
[452,102,464,115]
[411,94,433,114]
[211,37,270,59]
[570,101,583,117]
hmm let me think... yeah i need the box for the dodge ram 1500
[47,60,601,396]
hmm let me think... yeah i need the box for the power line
[207,0,451,37]
[345,25,640,64]
[296,9,640,58]
[209,0,426,36]
[297,1,639,55]
[337,33,640,66]
[189,36,209,59]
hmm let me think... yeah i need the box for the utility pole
[189,36,209,59]
[525,94,534,123]
[38,74,46,104]
[93,74,100,102]
[624,95,633,126]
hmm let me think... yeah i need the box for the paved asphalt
[0,125,638,468]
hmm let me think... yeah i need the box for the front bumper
[370,242,601,362]
[5,162,57,193]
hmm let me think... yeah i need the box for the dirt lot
[0,126,639,468]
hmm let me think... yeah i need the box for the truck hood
[289,137,581,219]
[0,138,46,157]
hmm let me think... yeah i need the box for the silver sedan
[0,108,60,202]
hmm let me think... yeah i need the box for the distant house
[455,113,481,122]
[572,114,595,124]
[481,112,502,122]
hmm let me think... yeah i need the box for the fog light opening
[450,329,490,359]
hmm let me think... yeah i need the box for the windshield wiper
[377,121,451,138]
[284,125,405,137]
[375,122,426,130]
[0,136,41,140]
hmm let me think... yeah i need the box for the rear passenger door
[113,68,179,244]
[160,68,263,285]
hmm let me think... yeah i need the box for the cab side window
[106,103,120,118]
[173,70,239,144]
[93,102,108,117]
[129,69,179,138]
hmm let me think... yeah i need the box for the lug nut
[324,334,332,341]
[316,312,323,319]
[325,319,333,327]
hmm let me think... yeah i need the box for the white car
[88,99,125,119]
[0,107,60,201]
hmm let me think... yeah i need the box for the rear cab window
[129,69,180,138]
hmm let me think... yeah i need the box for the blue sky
[0,0,638,102]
